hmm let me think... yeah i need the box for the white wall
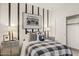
[0,3,55,45]
[1,3,79,55]
[53,4,79,55]
[31,3,79,45]
[0,4,9,45]
[19,3,55,45]
[54,4,79,45]
[1,3,79,45]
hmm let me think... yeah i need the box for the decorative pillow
[29,32,37,41]
[48,37,55,41]
[37,31,46,41]
[29,31,46,42]
[39,35,44,41]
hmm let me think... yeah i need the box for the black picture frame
[22,13,42,29]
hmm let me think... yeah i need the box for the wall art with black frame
[22,13,42,29]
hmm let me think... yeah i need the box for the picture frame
[22,13,42,29]
[3,35,9,41]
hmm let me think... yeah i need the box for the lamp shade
[8,26,17,40]
[8,26,16,32]
[44,27,50,31]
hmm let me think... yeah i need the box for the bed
[21,40,72,56]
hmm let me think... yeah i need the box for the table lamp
[45,27,50,39]
[8,26,16,41]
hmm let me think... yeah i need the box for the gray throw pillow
[29,32,37,41]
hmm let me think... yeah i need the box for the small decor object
[29,32,37,41]
[37,31,45,41]
[3,35,9,41]
[22,13,42,29]
[39,35,44,41]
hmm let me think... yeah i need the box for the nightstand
[1,40,19,56]
[0,46,1,56]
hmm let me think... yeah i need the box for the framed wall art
[22,13,42,29]
[3,35,9,41]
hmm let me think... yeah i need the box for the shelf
[66,23,79,25]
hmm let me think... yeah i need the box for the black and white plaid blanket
[25,40,72,56]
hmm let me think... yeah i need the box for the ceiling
[31,3,79,10]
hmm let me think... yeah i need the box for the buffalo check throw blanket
[25,41,72,56]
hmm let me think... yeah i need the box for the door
[66,15,79,49]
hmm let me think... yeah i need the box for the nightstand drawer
[1,48,11,56]
[10,41,19,47]
[11,47,19,56]
[1,40,19,56]
[1,42,11,48]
